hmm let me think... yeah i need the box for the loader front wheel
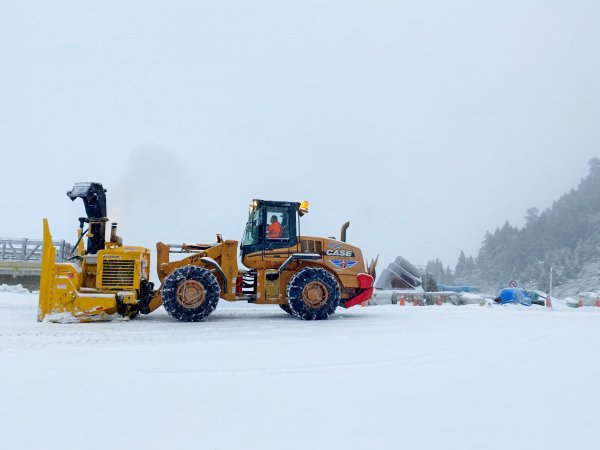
[286,267,340,320]
[279,304,293,315]
[161,266,220,322]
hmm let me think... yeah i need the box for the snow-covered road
[1,291,598,450]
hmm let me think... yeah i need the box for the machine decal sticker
[330,259,357,269]
[326,249,355,257]
[326,243,354,257]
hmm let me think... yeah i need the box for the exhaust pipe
[110,222,123,245]
[340,221,350,242]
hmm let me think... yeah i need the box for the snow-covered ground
[1,290,599,450]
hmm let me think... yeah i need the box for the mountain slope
[454,158,600,293]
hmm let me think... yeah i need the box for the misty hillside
[427,158,600,294]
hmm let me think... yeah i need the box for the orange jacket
[268,222,282,238]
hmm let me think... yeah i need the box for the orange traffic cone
[595,296,600,308]
[435,295,442,306]
[399,295,405,306]
[546,295,552,308]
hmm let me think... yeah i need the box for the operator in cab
[268,215,282,239]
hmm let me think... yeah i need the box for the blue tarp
[499,288,532,306]
[437,284,481,293]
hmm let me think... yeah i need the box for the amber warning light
[299,201,310,215]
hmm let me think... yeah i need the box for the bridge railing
[0,238,72,263]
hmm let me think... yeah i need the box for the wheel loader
[38,182,377,323]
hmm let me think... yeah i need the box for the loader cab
[240,199,299,258]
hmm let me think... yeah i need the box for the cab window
[242,208,263,246]
[266,208,288,240]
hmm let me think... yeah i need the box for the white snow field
[1,290,599,450]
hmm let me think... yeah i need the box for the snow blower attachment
[39,183,375,322]
[38,183,154,322]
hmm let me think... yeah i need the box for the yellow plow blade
[38,219,57,322]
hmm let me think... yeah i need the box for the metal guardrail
[0,238,72,263]
[370,290,487,306]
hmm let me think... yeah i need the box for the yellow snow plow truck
[38,182,376,323]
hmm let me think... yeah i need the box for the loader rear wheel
[286,267,340,320]
[161,266,220,322]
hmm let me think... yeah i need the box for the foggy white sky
[1,0,599,271]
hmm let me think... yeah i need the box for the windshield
[242,206,263,246]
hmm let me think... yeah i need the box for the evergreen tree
[445,266,455,284]
[455,250,466,279]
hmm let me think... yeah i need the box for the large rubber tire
[279,304,293,315]
[161,266,220,322]
[286,267,340,320]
